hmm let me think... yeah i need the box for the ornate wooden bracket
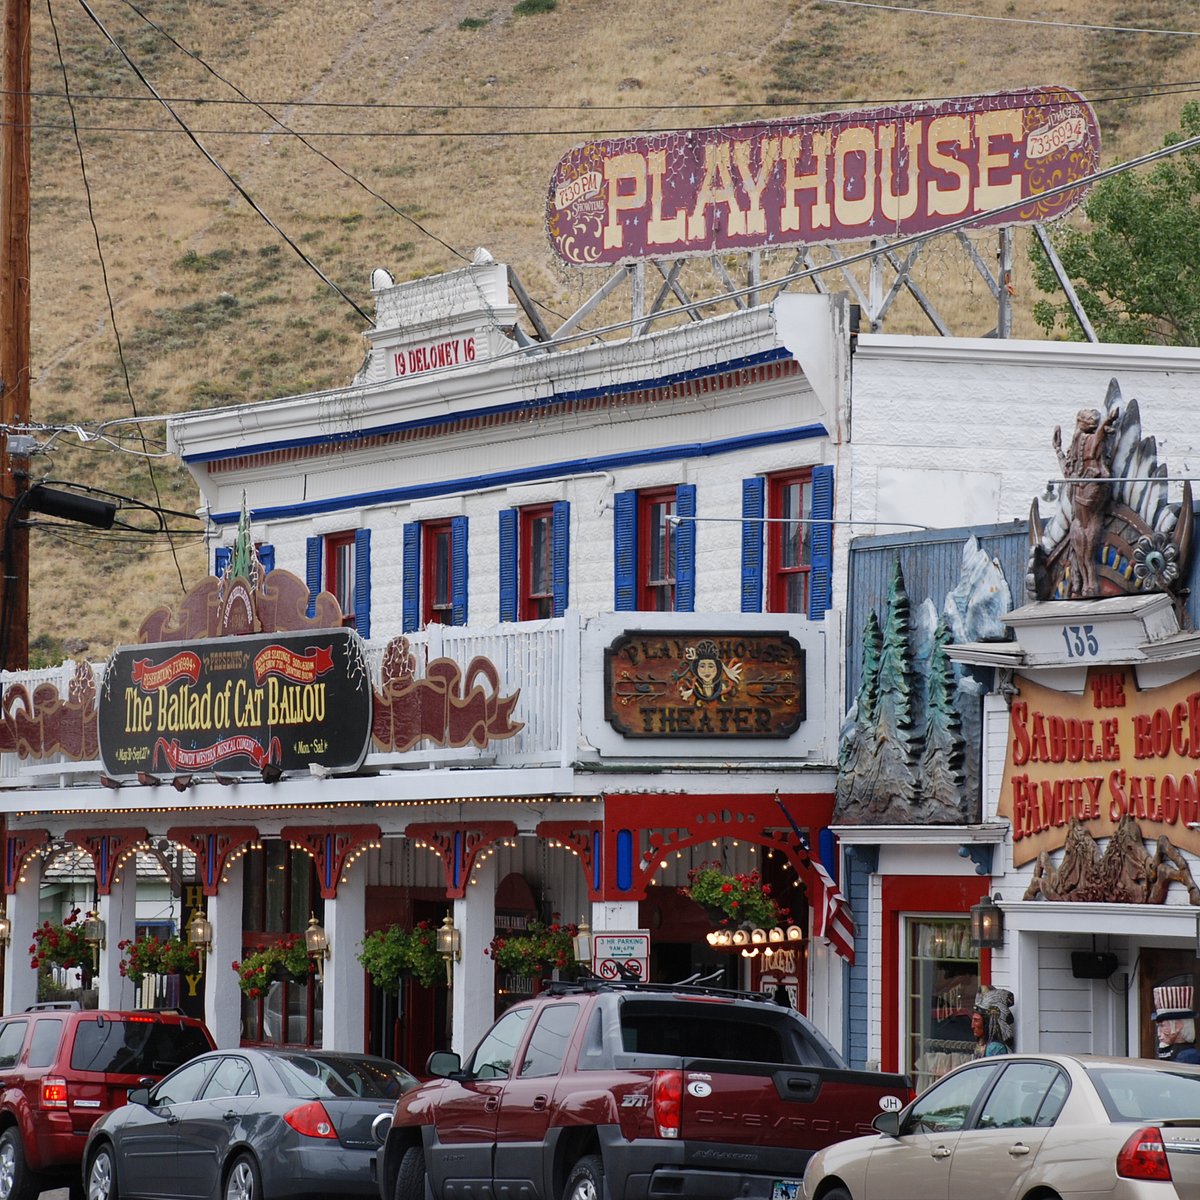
[537,821,603,900]
[167,826,260,896]
[64,827,148,895]
[280,824,382,899]
[405,821,517,898]
[3,828,47,895]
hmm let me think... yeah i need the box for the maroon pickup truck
[377,979,912,1200]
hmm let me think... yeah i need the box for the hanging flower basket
[681,864,787,929]
[486,918,580,978]
[117,934,200,986]
[232,933,314,999]
[358,921,444,990]
[30,908,93,976]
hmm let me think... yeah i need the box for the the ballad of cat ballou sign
[998,666,1200,866]
[546,87,1099,267]
[98,629,372,778]
[604,631,805,738]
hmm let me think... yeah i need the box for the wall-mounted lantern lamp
[82,912,106,972]
[572,920,592,965]
[969,894,1005,951]
[437,913,460,985]
[186,911,213,974]
[305,915,329,980]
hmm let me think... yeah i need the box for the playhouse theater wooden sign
[999,667,1200,865]
[546,86,1099,266]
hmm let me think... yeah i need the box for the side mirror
[126,1087,151,1107]
[872,1111,900,1137]
[426,1050,461,1079]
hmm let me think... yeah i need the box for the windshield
[270,1053,417,1100]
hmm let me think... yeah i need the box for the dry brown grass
[19,0,1200,659]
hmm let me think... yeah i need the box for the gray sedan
[83,1048,417,1200]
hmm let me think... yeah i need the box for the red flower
[721,883,733,894]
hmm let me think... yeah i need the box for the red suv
[0,1002,214,1200]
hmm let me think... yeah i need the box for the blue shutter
[613,491,636,611]
[674,483,696,613]
[353,528,371,638]
[808,464,834,620]
[499,509,518,623]
[551,500,570,617]
[451,516,469,627]
[402,523,421,633]
[214,546,231,579]
[257,544,275,575]
[741,477,764,612]
[305,536,321,618]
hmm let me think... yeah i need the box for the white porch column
[97,874,137,1010]
[321,871,366,1052]
[207,866,244,1048]
[591,901,639,932]
[4,854,42,1014]
[451,884,495,1060]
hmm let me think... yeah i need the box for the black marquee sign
[98,629,372,779]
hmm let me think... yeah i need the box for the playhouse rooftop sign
[546,86,1099,266]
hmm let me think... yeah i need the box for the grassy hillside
[19,0,1200,659]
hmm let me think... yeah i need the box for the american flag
[774,795,856,965]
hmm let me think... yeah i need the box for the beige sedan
[802,1053,1200,1200]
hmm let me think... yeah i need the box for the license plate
[771,1180,803,1200]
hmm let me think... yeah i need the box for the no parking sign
[592,931,650,981]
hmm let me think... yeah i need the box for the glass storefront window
[906,917,979,1094]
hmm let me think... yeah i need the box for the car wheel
[562,1154,604,1200]
[86,1144,119,1200]
[394,1146,428,1200]
[0,1127,40,1200]
[821,1188,853,1200]
[224,1153,262,1200]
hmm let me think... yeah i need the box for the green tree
[1031,103,1200,346]
[917,616,966,819]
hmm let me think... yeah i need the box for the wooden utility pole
[0,0,30,670]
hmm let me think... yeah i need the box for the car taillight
[283,1101,337,1139]
[41,1077,68,1109]
[652,1070,682,1139]
[1117,1126,1172,1182]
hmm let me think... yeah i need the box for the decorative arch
[405,821,517,898]
[536,821,602,900]
[3,828,47,894]
[167,826,261,896]
[281,824,382,898]
[62,826,148,895]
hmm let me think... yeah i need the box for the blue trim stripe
[186,347,795,466]
[212,422,827,526]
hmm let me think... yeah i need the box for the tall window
[241,842,323,1047]
[305,531,370,636]
[521,506,554,620]
[423,521,454,626]
[906,917,979,1094]
[403,517,468,632]
[614,485,695,613]
[325,532,357,627]
[740,466,832,619]
[768,470,813,613]
[639,489,677,611]
[499,503,569,622]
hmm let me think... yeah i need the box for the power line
[116,0,468,264]
[816,0,1200,38]
[46,0,187,592]
[73,0,374,327]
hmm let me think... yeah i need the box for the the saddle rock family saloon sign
[998,666,1200,865]
[98,629,372,779]
[546,86,1099,266]
[604,631,805,738]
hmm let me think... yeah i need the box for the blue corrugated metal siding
[844,522,1029,704]
[845,846,875,1070]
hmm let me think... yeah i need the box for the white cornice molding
[857,333,1200,373]
[830,823,1009,845]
